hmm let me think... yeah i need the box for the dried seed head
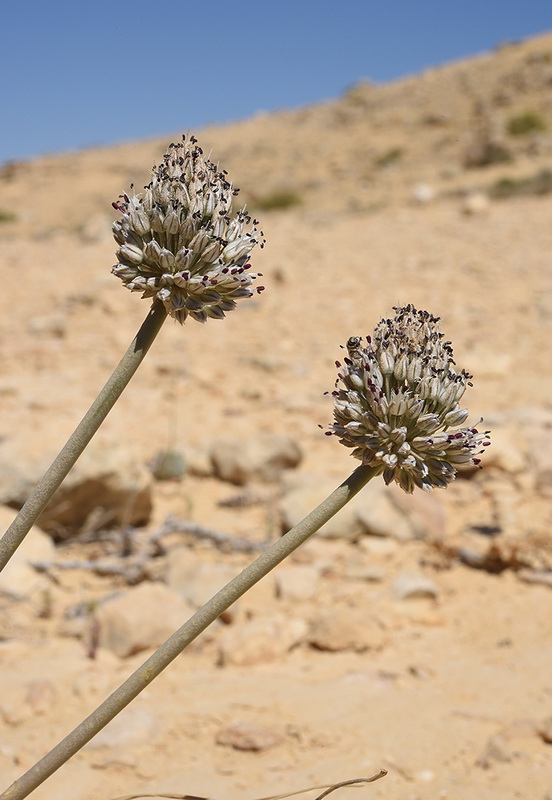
[327,305,491,493]
[112,135,265,323]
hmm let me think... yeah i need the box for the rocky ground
[0,31,552,800]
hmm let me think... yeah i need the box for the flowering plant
[328,305,490,492]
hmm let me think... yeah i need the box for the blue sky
[1,0,550,165]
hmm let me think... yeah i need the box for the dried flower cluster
[328,305,491,493]
[112,135,265,323]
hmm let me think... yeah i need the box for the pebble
[150,448,186,480]
[343,565,386,583]
[308,608,386,652]
[461,191,490,215]
[391,571,440,600]
[280,478,361,539]
[411,182,436,204]
[218,615,306,666]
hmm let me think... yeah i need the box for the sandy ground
[1,33,552,800]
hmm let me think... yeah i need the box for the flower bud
[328,306,491,493]
[111,135,265,323]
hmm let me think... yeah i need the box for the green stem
[0,300,168,573]
[1,464,377,800]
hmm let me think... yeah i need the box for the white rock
[391,571,440,600]
[280,479,361,539]
[210,434,302,485]
[308,608,386,652]
[219,614,306,666]
[95,582,195,658]
[358,536,400,557]
[343,565,386,582]
[461,191,490,215]
[411,183,436,204]
[280,476,415,540]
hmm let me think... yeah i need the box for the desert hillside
[0,31,551,800]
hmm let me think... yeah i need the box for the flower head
[327,305,491,493]
[112,135,265,323]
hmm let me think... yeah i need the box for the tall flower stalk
[0,136,265,573]
[0,306,489,800]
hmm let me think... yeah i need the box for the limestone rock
[461,191,490,215]
[308,608,386,652]
[95,582,195,658]
[37,441,153,538]
[210,434,302,485]
[391,571,440,600]
[280,476,414,540]
[0,438,152,539]
[218,614,306,666]
[280,479,361,539]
